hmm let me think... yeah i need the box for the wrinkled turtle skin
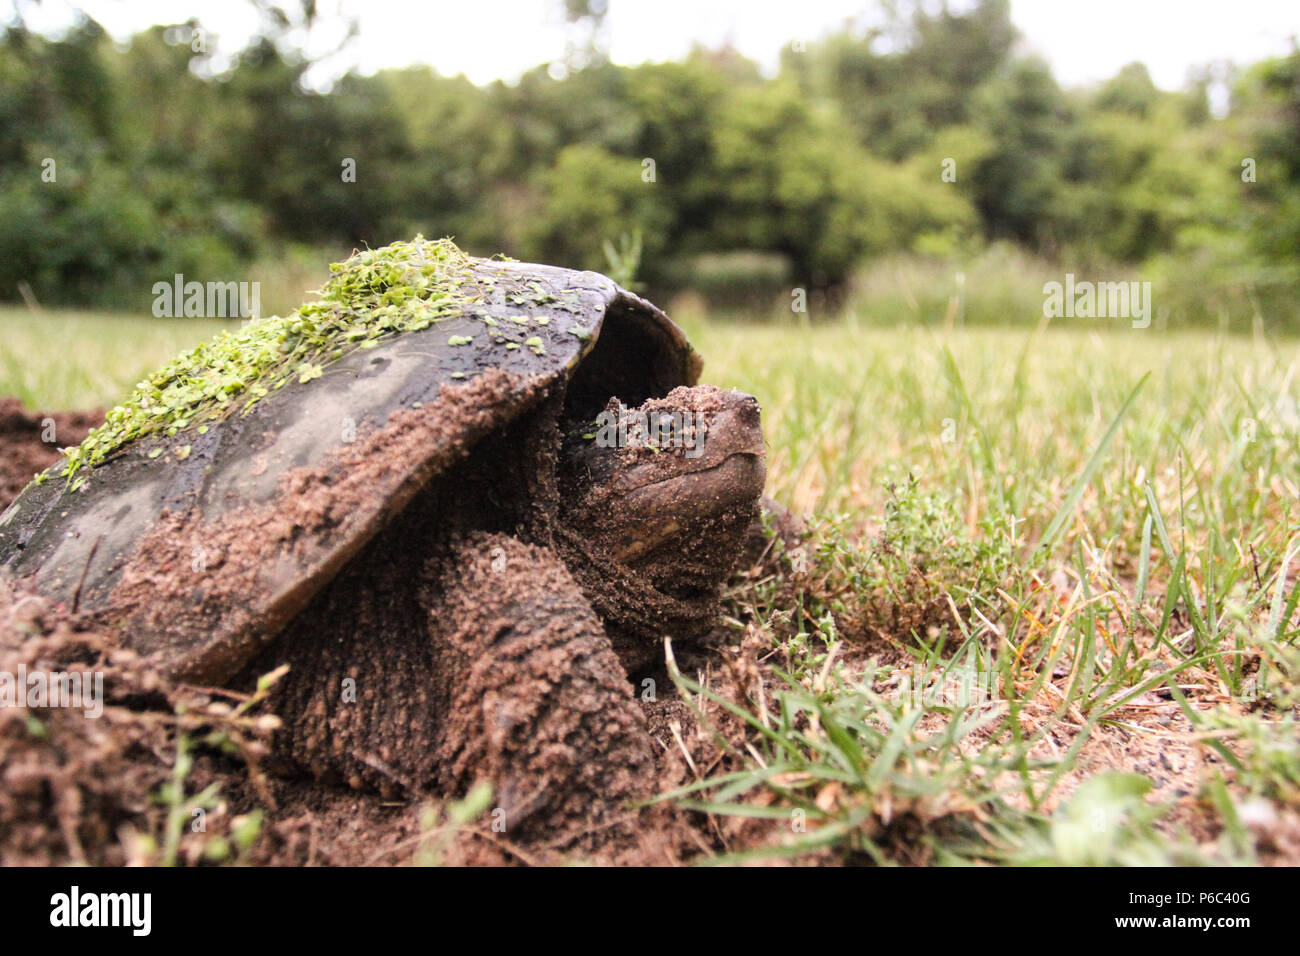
[0,246,766,852]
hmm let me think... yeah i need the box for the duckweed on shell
[61,237,512,481]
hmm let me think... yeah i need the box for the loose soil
[0,398,101,507]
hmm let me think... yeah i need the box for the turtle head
[559,385,765,598]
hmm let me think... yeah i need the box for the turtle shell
[0,255,701,681]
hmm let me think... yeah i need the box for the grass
[662,311,1300,863]
[0,307,233,410]
[3,290,1299,865]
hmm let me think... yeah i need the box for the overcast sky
[12,0,1300,91]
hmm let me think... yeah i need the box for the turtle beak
[690,391,765,462]
[606,445,765,564]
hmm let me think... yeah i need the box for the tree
[783,0,1017,160]
[523,143,672,274]
[969,57,1071,251]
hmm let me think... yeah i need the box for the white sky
[11,0,1300,91]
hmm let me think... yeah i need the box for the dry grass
[663,314,1300,864]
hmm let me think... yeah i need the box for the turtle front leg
[431,532,658,853]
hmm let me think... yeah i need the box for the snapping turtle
[0,238,765,848]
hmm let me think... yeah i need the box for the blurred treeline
[2,0,1298,325]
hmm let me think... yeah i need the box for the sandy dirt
[0,398,101,507]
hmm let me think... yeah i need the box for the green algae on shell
[61,237,502,482]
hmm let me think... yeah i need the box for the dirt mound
[0,398,102,508]
[0,576,279,865]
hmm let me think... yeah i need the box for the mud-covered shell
[0,260,701,680]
